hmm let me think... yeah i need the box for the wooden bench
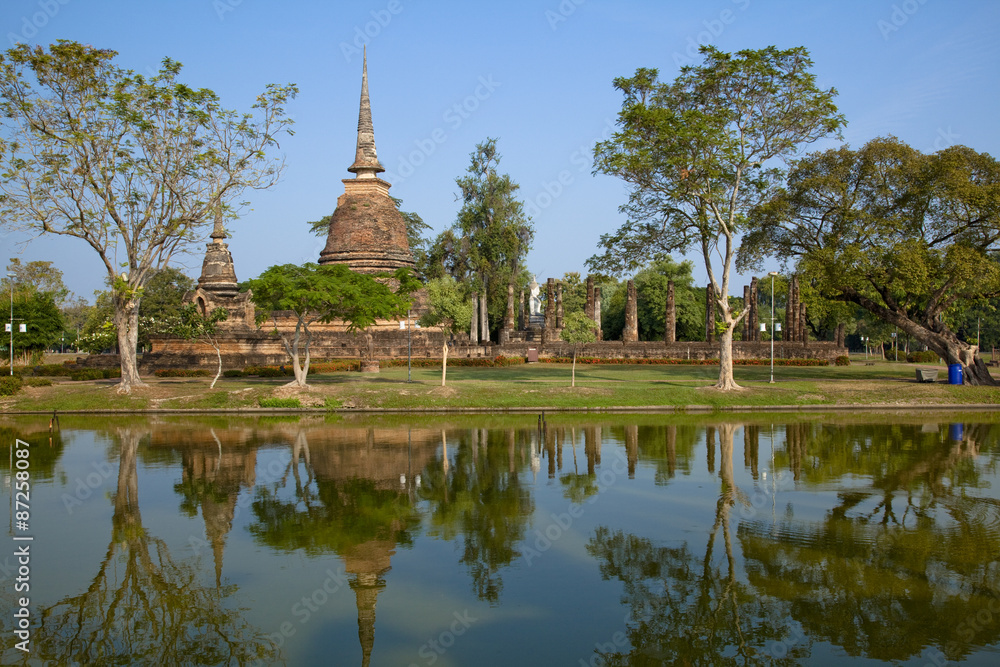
[916,368,939,383]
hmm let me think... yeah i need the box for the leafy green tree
[4,258,70,305]
[560,310,598,387]
[743,137,1000,384]
[419,276,472,386]
[242,263,418,387]
[445,138,534,340]
[0,41,296,393]
[167,304,229,388]
[592,46,844,389]
[3,290,63,363]
[559,272,588,316]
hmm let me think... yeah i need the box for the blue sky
[1,0,998,302]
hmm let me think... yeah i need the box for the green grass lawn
[3,359,994,413]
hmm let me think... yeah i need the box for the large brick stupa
[318,50,415,273]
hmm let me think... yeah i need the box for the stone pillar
[595,287,603,341]
[502,284,515,343]
[480,291,489,344]
[585,275,595,320]
[785,277,796,342]
[742,285,751,341]
[624,280,638,342]
[665,280,676,344]
[555,281,564,330]
[749,277,759,342]
[544,278,557,341]
[799,301,807,343]
[470,293,479,343]
[518,290,526,331]
[706,283,716,344]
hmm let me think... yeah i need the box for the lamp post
[399,310,420,383]
[7,273,14,376]
[768,271,778,383]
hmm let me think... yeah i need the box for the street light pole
[7,273,14,376]
[768,271,778,384]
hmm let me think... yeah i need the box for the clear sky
[1,0,998,302]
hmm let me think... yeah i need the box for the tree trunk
[715,322,741,391]
[113,293,145,395]
[442,340,449,387]
[210,339,222,389]
[842,289,996,386]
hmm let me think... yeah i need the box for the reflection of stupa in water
[176,438,257,586]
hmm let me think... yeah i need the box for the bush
[834,355,851,366]
[258,397,301,408]
[223,369,244,378]
[70,369,106,381]
[907,350,939,363]
[31,363,76,377]
[244,365,285,377]
[0,375,23,396]
[23,377,53,387]
[154,368,211,377]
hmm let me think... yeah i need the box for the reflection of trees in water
[32,426,274,666]
[739,422,1000,663]
[587,424,801,666]
[419,428,534,604]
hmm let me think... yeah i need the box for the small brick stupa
[319,50,415,273]
[188,208,254,328]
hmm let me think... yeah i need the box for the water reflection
[2,415,998,666]
[32,423,274,666]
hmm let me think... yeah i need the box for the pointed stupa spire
[210,206,227,242]
[348,47,385,179]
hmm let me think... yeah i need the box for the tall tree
[448,138,534,339]
[4,258,70,305]
[742,137,1000,384]
[592,46,844,390]
[242,263,418,387]
[0,41,296,393]
[419,276,472,387]
[560,310,598,387]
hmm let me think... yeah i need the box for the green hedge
[834,355,851,366]
[23,377,53,387]
[538,357,830,367]
[31,363,77,377]
[69,368,121,381]
[906,350,940,363]
[0,375,23,396]
[154,368,212,377]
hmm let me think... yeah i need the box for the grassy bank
[1,359,997,412]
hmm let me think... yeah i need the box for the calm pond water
[2,413,999,666]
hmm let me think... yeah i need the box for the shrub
[258,397,301,408]
[23,377,53,387]
[906,350,939,363]
[31,363,75,377]
[834,355,851,366]
[70,369,106,381]
[0,375,23,396]
[154,368,211,377]
[244,365,285,377]
[223,369,244,378]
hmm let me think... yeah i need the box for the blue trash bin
[948,363,963,385]
[949,423,964,441]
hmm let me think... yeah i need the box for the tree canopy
[0,41,296,392]
[426,138,533,339]
[242,263,418,386]
[592,46,844,389]
[742,136,1000,384]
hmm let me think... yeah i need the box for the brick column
[585,275,595,321]
[749,277,759,341]
[624,280,638,342]
[544,278,557,341]
[742,285,751,341]
[556,281,564,329]
[595,286,603,341]
[665,280,676,343]
[470,293,479,343]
